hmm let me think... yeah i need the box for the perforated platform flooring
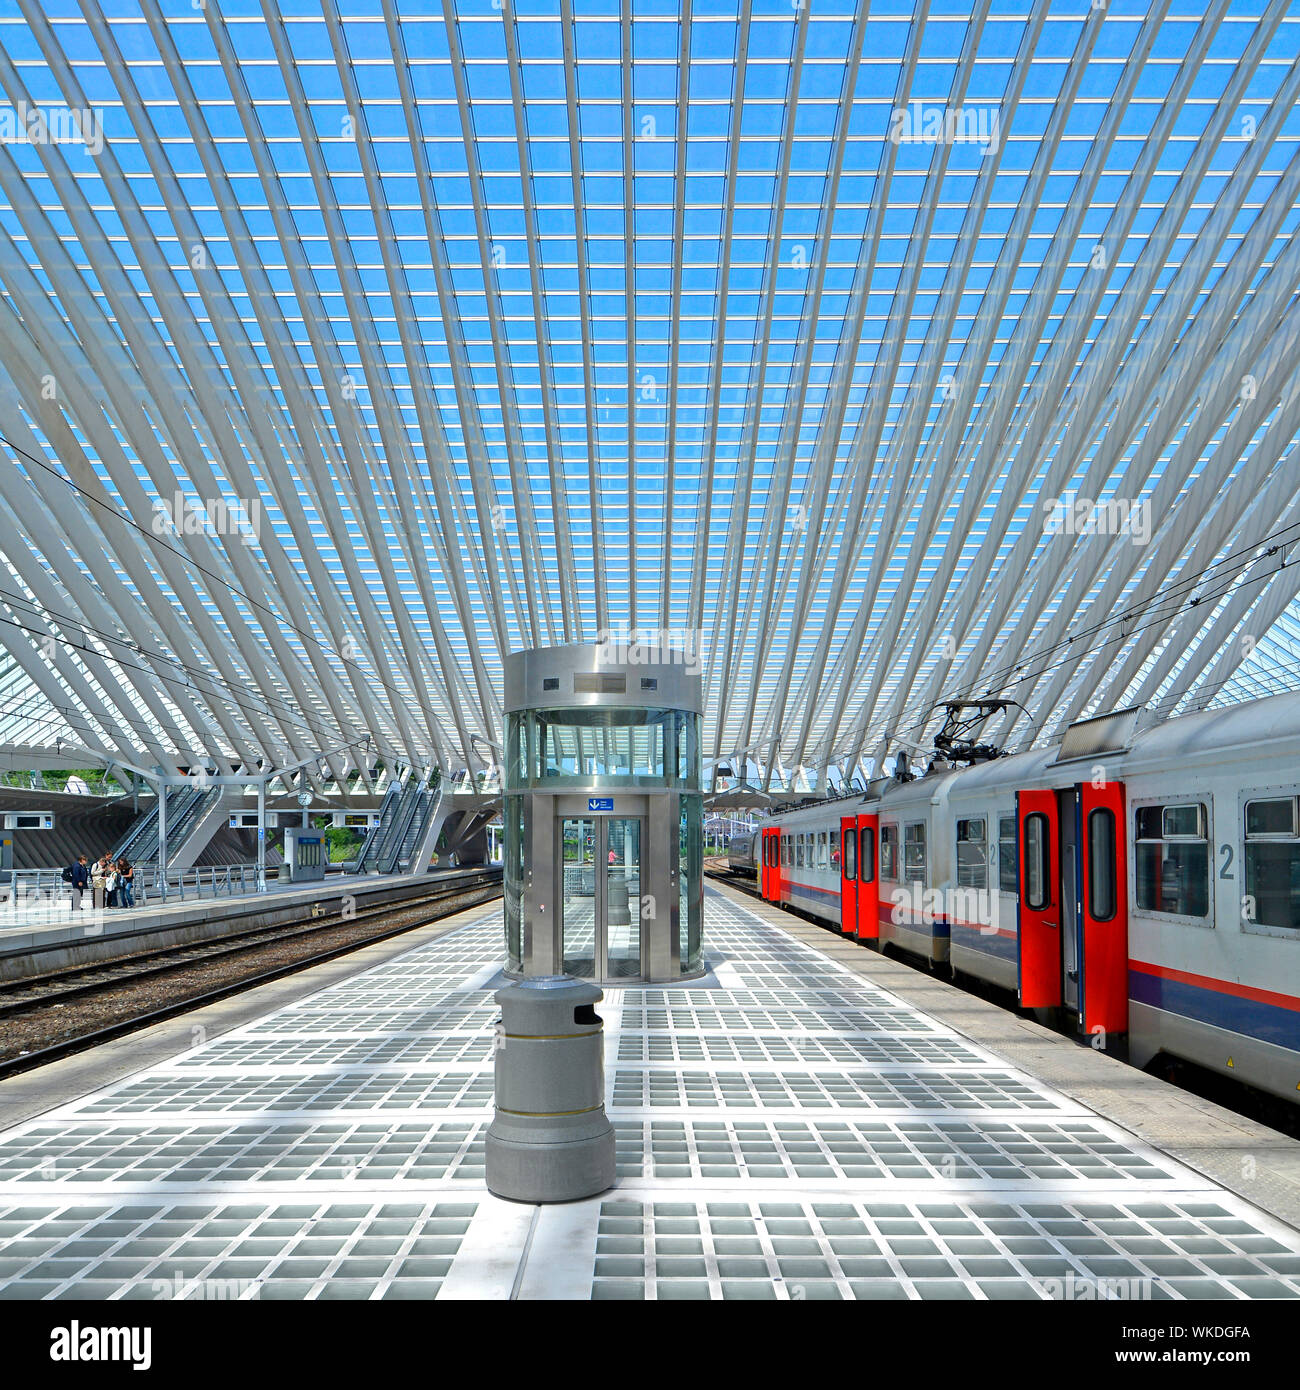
[1,891,1299,1300]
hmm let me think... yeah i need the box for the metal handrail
[379,782,429,873]
[0,861,261,916]
[355,782,401,872]
[0,770,126,797]
[111,784,220,864]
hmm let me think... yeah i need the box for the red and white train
[730,692,1300,1108]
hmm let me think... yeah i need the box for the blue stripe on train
[784,880,839,909]
[950,921,1018,962]
[1128,968,1300,1052]
[883,913,951,941]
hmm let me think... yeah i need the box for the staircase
[369,778,425,874]
[354,777,443,875]
[355,782,401,873]
[111,785,225,868]
[385,784,441,873]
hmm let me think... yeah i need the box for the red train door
[1017,790,1061,1008]
[857,812,879,940]
[840,815,857,934]
[762,827,779,900]
[1079,779,1129,1037]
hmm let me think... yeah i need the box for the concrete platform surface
[0,887,1296,1301]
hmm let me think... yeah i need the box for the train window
[830,829,839,867]
[817,832,829,870]
[796,835,805,869]
[1137,803,1207,841]
[956,818,987,890]
[1134,801,1209,918]
[844,828,857,881]
[1245,797,1296,838]
[1024,813,1049,910]
[782,835,790,867]
[1087,807,1116,922]
[1163,804,1206,839]
[998,816,1018,894]
[1244,798,1300,933]
[861,827,875,883]
[903,823,927,885]
[879,824,898,879]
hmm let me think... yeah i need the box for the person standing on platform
[69,854,89,911]
[91,853,109,910]
[117,858,134,909]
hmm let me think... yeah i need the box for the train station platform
[0,869,486,982]
[0,883,1297,1301]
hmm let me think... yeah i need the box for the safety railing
[0,770,126,796]
[0,861,264,920]
[133,862,259,904]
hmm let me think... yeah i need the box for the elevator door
[560,815,644,980]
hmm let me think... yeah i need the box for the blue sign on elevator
[587,797,614,811]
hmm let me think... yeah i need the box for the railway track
[0,869,502,1078]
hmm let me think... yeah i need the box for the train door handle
[1043,920,1058,928]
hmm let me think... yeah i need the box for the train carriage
[726,831,757,881]
[873,776,954,967]
[748,691,1300,1108]
[766,801,843,920]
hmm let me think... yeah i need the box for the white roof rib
[0,2,1295,787]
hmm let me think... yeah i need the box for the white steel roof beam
[853,0,1181,770]
[142,0,444,769]
[558,0,609,634]
[686,0,751,637]
[441,0,556,651]
[706,1,810,756]
[735,1,872,771]
[502,5,583,643]
[77,5,424,784]
[270,0,482,764]
[200,0,450,771]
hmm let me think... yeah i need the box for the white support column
[157,782,167,904]
[257,781,267,894]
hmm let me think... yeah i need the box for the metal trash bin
[485,975,616,1203]
[606,872,631,926]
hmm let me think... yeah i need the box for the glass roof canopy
[0,0,1297,793]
